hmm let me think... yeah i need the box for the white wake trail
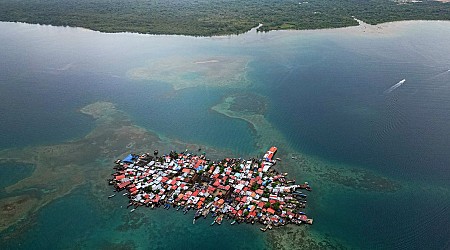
[385,79,406,94]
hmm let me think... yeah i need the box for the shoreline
[0,101,233,234]
[108,147,314,230]
[2,19,450,39]
[1,99,445,248]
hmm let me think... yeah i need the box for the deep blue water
[0,22,449,249]
[262,29,450,183]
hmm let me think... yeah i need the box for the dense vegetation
[0,0,449,36]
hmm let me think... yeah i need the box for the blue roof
[122,154,134,163]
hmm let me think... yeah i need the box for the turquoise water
[2,184,266,250]
[1,22,450,249]
[0,162,34,190]
[115,84,257,156]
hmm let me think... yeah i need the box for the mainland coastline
[1,20,450,249]
[1,0,449,36]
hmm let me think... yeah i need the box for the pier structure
[109,147,313,229]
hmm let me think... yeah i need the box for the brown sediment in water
[0,98,402,248]
[0,101,225,234]
[0,195,38,231]
[266,226,347,249]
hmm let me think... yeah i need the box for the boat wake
[195,60,219,64]
[384,79,406,94]
[429,69,450,81]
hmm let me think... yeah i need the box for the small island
[109,147,313,230]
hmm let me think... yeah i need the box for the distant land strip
[0,0,449,36]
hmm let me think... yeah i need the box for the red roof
[115,174,126,181]
[117,181,131,189]
[257,201,265,209]
[267,208,275,214]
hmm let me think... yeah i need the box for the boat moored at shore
[108,147,313,230]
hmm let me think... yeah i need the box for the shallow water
[1,21,449,249]
[0,162,35,191]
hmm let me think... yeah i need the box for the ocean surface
[1,21,450,249]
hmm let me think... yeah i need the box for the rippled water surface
[1,21,449,249]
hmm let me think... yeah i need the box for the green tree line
[0,0,448,36]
